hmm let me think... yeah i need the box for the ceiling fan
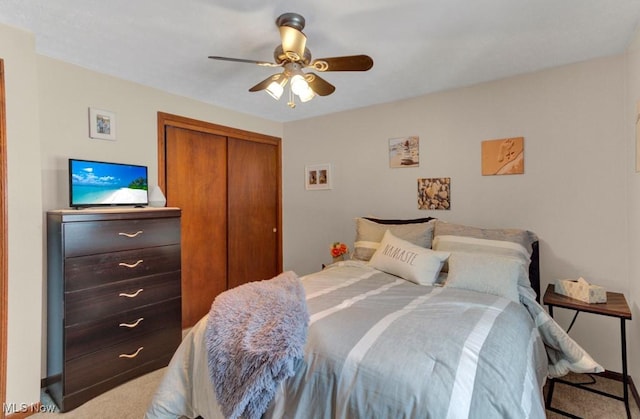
[208,12,374,108]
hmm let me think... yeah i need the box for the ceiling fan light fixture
[266,74,288,100]
[290,71,315,102]
[266,81,284,100]
[298,85,315,102]
[209,13,373,108]
[290,74,309,96]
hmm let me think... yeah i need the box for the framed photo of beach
[389,136,419,168]
[88,107,117,141]
[305,164,332,190]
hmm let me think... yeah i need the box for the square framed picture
[305,164,332,190]
[389,136,419,168]
[418,177,450,210]
[88,107,116,141]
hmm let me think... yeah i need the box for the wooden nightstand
[543,284,632,418]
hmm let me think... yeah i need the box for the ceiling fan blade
[305,73,335,96]
[310,55,374,72]
[208,56,280,68]
[248,74,284,92]
[279,26,307,61]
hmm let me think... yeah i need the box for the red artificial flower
[330,242,349,257]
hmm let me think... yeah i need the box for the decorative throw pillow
[433,220,537,295]
[353,217,434,261]
[369,230,449,285]
[445,251,522,302]
[433,234,532,293]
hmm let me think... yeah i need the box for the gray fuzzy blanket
[205,271,309,419]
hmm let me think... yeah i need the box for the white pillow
[444,251,522,302]
[368,230,449,285]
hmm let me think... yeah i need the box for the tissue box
[555,277,607,304]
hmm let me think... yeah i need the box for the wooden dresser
[45,208,182,412]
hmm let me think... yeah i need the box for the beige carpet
[32,370,638,418]
[33,367,167,419]
[545,373,639,418]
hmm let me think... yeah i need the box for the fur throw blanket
[205,271,309,419]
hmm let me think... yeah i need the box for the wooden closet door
[166,126,228,328]
[227,137,280,289]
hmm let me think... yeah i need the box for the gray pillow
[353,217,434,261]
[445,251,522,303]
[433,220,538,296]
[433,220,537,254]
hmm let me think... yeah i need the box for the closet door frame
[156,111,283,285]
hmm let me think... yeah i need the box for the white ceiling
[1,1,640,123]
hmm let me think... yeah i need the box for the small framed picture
[389,136,419,168]
[305,164,332,190]
[88,107,116,141]
[418,177,451,210]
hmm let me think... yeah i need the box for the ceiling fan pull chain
[287,86,296,108]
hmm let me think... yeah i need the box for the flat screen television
[69,158,149,208]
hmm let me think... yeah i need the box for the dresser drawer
[65,272,181,326]
[65,244,180,292]
[63,217,180,257]
[65,298,181,360]
[65,327,180,395]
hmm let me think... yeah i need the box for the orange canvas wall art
[481,137,524,175]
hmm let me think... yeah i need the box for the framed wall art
[481,137,524,175]
[389,136,419,168]
[305,163,332,190]
[88,107,116,141]
[418,177,450,210]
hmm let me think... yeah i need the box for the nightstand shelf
[543,284,632,419]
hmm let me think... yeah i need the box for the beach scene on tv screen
[71,161,148,205]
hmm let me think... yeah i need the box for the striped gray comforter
[146,261,601,419]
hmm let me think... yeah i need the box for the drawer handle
[119,288,144,298]
[118,230,143,238]
[119,317,144,328]
[118,260,144,268]
[119,347,143,359]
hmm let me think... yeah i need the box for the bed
[145,218,602,419]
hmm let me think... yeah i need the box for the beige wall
[283,55,630,374]
[1,23,44,408]
[38,55,282,211]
